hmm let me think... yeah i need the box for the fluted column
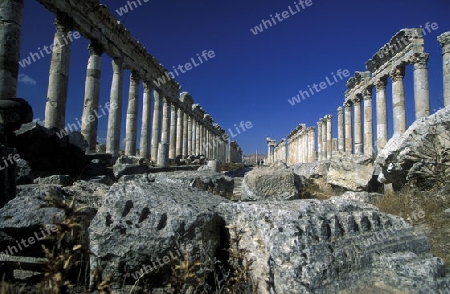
[375,78,388,152]
[139,82,152,159]
[325,115,332,159]
[169,104,177,159]
[125,73,139,156]
[45,16,72,129]
[187,116,193,155]
[391,66,406,135]
[106,58,123,157]
[438,32,450,107]
[161,98,170,144]
[150,90,162,163]
[412,53,430,119]
[337,107,344,151]
[176,107,184,157]
[317,120,323,161]
[363,88,374,157]
[81,42,103,154]
[344,101,353,153]
[353,96,362,154]
[0,0,23,99]
[195,121,201,155]
[182,111,189,156]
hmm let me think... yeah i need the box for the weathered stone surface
[241,165,305,201]
[15,158,33,185]
[154,170,234,196]
[445,208,450,217]
[326,151,374,191]
[10,122,88,176]
[216,198,449,293]
[0,145,17,208]
[291,160,331,179]
[340,191,384,204]
[112,155,150,179]
[88,181,229,289]
[376,106,450,190]
[33,175,73,186]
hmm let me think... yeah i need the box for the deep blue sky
[17,0,450,155]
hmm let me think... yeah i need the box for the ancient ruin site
[0,0,449,293]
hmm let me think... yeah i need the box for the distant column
[182,111,189,156]
[363,88,374,157]
[169,104,177,159]
[81,42,103,154]
[139,82,152,159]
[45,16,73,129]
[161,97,170,144]
[106,58,123,157]
[438,32,450,107]
[391,66,406,135]
[187,116,193,155]
[309,127,316,162]
[125,73,139,156]
[337,107,344,151]
[195,121,201,155]
[353,97,362,154]
[344,101,353,153]
[150,90,162,163]
[413,53,430,119]
[321,118,327,160]
[325,115,332,159]
[176,107,184,157]
[375,78,388,152]
[317,120,323,161]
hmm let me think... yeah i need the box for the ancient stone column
[337,107,344,151]
[169,104,177,159]
[0,0,23,100]
[125,73,139,156]
[438,32,450,107]
[317,120,323,161]
[182,111,189,156]
[375,78,388,152]
[195,122,201,155]
[81,42,103,154]
[353,97,363,154]
[267,143,271,164]
[106,58,123,157]
[325,115,332,159]
[344,101,353,153]
[45,16,73,129]
[311,127,316,162]
[150,90,162,163]
[198,124,203,155]
[363,88,374,157]
[187,116,193,155]
[391,66,406,135]
[413,53,430,119]
[176,107,184,157]
[161,97,170,144]
[303,132,308,163]
[139,82,152,159]
[321,118,327,160]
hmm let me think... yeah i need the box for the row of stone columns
[317,115,332,160]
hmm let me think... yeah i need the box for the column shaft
[139,83,152,159]
[317,120,323,161]
[337,107,344,151]
[161,98,170,144]
[344,102,353,153]
[150,90,162,162]
[176,108,184,157]
[106,58,123,156]
[182,112,189,156]
[195,122,200,155]
[363,89,373,157]
[187,116,193,154]
[413,53,430,119]
[438,33,450,107]
[375,78,388,152]
[125,73,139,156]
[391,67,406,135]
[354,98,362,154]
[81,43,102,154]
[326,115,332,159]
[45,17,72,129]
[169,104,177,159]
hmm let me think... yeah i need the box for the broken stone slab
[340,191,384,205]
[112,155,150,179]
[33,175,73,186]
[241,164,305,201]
[88,181,229,289]
[375,106,450,190]
[216,197,448,293]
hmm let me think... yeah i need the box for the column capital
[353,95,362,104]
[375,77,388,90]
[363,88,373,100]
[438,32,450,54]
[390,66,405,82]
[55,14,74,32]
[88,42,103,56]
[143,81,153,92]
[411,52,430,69]
[324,114,332,121]
[344,101,353,108]
[130,71,141,82]
[317,120,323,127]
[337,106,343,114]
